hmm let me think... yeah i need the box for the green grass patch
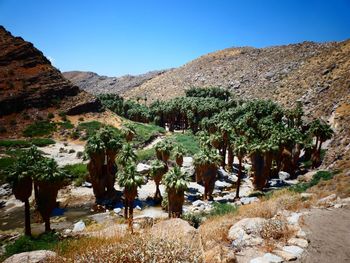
[23,121,56,137]
[136,147,156,161]
[0,138,55,148]
[3,232,60,259]
[290,170,335,193]
[58,121,74,129]
[209,202,238,217]
[0,139,30,147]
[130,122,165,146]
[30,138,56,146]
[168,132,200,156]
[63,163,88,186]
[77,121,103,138]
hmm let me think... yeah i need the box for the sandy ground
[297,206,350,263]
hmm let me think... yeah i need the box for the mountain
[63,70,168,95]
[71,40,350,171]
[0,26,101,117]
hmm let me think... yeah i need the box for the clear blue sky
[1,0,349,76]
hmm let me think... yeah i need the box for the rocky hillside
[63,70,168,95]
[122,40,350,171]
[0,26,101,117]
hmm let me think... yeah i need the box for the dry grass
[309,173,350,198]
[51,226,203,263]
[199,189,311,253]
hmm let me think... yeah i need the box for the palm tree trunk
[235,157,242,199]
[24,199,31,236]
[227,146,233,172]
[44,217,51,232]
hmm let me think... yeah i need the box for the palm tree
[85,133,107,202]
[85,127,122,203]
[309,120,333,168]
[194,149,221,200]
[155,140,173,163]
[162,166,190,218]
[117,162,144,229]
[233,137,247,199]
[173,145,185,166]
[33,158,66,232]
[150,160,167,200]
[116,143,137,168]
[121,124,136,142]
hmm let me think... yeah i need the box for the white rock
[250,253,283,263]
[282,245,304,257]
[192,200,206,207]
[278,171,290,180]
[135,205,142,210]
[296,229,307,238]
[300,193,314,199]
[3,250,57,263]
[72,220,86,232]
[81,181,92,188]
[215,180,232,190]
[136,163,151,174]
[228,217,267,248]
[113,208,122,214]
[273,249,297,261]
[288,237,309,248]
[240,197,259,205]
[287,212,301,225]
[317,194,337,205]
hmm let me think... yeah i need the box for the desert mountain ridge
[65,39,350,171]
[0,26,102,117]
[63,69,169,96]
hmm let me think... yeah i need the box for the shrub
[182,212,203,228]
[30,138,56,147]
[23,121,56,137]
[4,232,60,258]
[0,139,55,148]
[47,113,55,119]
[63,163,88,186]
[209,202,238,217]
[290,170,335,193]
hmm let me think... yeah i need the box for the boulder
[72,220,86,232]
[3,250,57,263]
[215,180,233,190]
[0,183,11,197]
[240,197,259,205]
[287,212,302,225]
[282,245,304,258]
[278,171,290,180]
[250,253,283,263]
[217,167,238,183]
[182,157,195,177]
[272,249,297,261]
[287,237,308,248]
[228,218,267,249]
[136,163,151,174]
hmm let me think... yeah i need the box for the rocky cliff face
[63,70,168,95]
[0,26,101,116]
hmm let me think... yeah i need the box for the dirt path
[143,135,165,149]
[298,206,350,263]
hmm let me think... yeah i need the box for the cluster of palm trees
[196,99,333,195]
[6,147,66,236]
